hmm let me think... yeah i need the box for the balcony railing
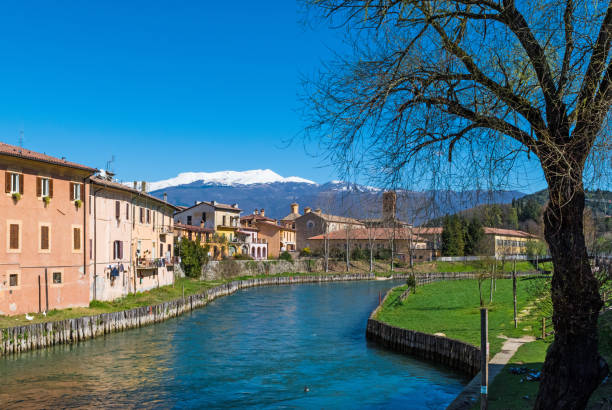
[136,257,172,269]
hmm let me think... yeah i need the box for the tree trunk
[535,178,608,409]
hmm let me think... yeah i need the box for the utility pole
[513,259,518,328]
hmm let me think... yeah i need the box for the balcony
[136,257,172,270]
[158,225,174,234]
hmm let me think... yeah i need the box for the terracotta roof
[175,223,214,233]
[483,227,539,238]
[308,227,426,242]
[281,212,301,221]
[90,176,179,210]
[300,211,363,225]
[241,214,276,223]
[412,227,443,235]
[0,141,97,172]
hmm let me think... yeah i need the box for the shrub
[279,251,293,261]
[178,238,209,278]
[74,199,83,208]
[406,274,417,293]
[43,196,51,205]
[351,247,366,261]
[233,253,253,260]
[300,247,312,257]
[11,192,21,201]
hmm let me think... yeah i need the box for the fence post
[513,262,517,329]
[481,308,489,410]
[542,317,546,339]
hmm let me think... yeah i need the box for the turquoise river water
[0,280,469,409]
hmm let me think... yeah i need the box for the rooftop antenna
[18,129,24,153]
[105,155,115,173]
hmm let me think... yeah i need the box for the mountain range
[145,169,526,224]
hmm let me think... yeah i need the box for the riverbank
[1,273,383,356]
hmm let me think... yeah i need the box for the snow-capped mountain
[145,169,316,192]
[145,169,525,223]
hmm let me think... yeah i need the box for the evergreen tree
[464,218,484,255]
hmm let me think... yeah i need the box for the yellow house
[174,200,242,258]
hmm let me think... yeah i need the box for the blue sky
[0,1,549,192]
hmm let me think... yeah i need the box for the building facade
[294,207,364,251]
[0,143,96,315]
[88,177,178,301]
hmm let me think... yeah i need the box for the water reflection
[1,281,469,409]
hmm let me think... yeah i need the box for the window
[40,225,50,250]
[53,272,62,284]
[187,215,192,225]
[113,240,123,260]
[222,215,227,226]
[73,227,81,251]
[37,177,52,198]
[125,203,130,220]
[115,201,121,219]
[5,172,23,195]
[146,209,151,224]
[9,274,18,287]
[140,207,144,223]
[70,183,82,201]
[9,224,19,250]
[306,220,315,230]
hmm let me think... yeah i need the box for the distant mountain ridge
[145,170,526,224]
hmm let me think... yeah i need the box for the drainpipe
[93,185,104,300]
[83,173,96,301]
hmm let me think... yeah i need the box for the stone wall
[0,273,371,357]
[364,272,541,376]
[201,259,323,280]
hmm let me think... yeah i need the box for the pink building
[0,143,96,315]
[88,176,178,301]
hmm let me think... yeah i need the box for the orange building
[0,142,96,315]
[240,209,294,258]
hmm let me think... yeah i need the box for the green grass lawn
[472,310,612,409]
[376,277,550,356]
[431,260,553,273]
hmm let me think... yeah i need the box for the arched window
[306,220,315,230]
[257,248,261,258]
[263,248,267,258]
[252,247,256,257]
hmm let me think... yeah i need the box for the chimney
[304,207,312,214]
[141,181,147,192]
[260,208,265,217]
[315,208,322,215]
[133,181,138,190]
[163,193,168,202]
[254,209,259,215]
[211,200,216,206]
[232,203,238,208]
[382,191,397,221]
[291,203,299,214]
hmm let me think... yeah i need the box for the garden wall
[201,259,323,280]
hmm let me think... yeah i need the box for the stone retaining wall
[201,259,323,280]
[364,272,541,376]
[0,273,372,357]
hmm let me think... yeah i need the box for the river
[0,280,469,409]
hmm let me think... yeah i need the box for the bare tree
[303,0,611,407]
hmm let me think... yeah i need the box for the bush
[351,247,367,261]
[178,238,209,278]
[406,274,417,293]
[300,247,312,257]
[279,251,293,262]
[233,253,253,260]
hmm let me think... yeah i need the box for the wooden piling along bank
[0,273,376,356]
[0,271,542,357]
[365,272,542,377]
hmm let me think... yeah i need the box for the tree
[441,215,465,256]
[464,218,484,255]
[177,237,209,278]
[304,1,611,406]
